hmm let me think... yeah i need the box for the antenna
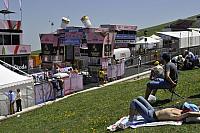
[19,0,22,24]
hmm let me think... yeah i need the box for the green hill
[31,50,41,55]
[137,13,200,37]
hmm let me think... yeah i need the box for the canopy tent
[150,34,161,40]
[136,37,160,49]
[136,37,160,44]
[0,64,32,89]
[0,64,35,116]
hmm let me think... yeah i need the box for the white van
[113,48,131,60]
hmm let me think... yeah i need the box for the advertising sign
[100,24,137,31]
[41,44,53,55]
[0,45,31,55]
[88,44,103,57]
[51,47,58,55]
[40,34,58,46]
[115,25,137,31]
[103,33,115,58]
[87,32,104,44]
[59,46,64,55]
[74,46,80,59]
[50,46,64,55]
[59,32,83,45]
[115,40,135,44]
[115,34,136,40]
[64,27,83,32]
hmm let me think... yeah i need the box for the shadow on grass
[151,99,171,107]
[188,93,200,99]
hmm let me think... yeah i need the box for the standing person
[16,89,22,112]
[154,50,158,60]
[98,68,105,86]
[145,53,178,100]
[138,55,142,67]
[51,78,59,99]
[58,77,64,97]
[4,90,16,115]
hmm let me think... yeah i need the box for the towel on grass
[107,115,182,132]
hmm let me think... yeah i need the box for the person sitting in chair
[128,96,200,123]
[149,61,164,80]
[145,53,178,100]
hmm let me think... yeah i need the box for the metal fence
[125,46,200,68]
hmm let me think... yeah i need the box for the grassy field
[0,69,200,133]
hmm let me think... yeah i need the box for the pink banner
[0,45,31,55]
[65,32,82,39]
[87,32,104,44]
[64,74,83,95]
[40,34,58,46]
[101,24,137,31]
[64,78,71,95]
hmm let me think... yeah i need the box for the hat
[182,102,199,112]
[154,61,159,65]
[178,55,183,58]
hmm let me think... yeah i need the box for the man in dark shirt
[145,53,178,100]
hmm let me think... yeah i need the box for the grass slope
[0,69,200,132]
[137,13,200,37]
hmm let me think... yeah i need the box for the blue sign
[115,34,136,40]
[64,27,83,32]
[60,38,81,45]
[64,39,80,45]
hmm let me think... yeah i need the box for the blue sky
[1,0,200,51]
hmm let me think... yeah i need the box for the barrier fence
[34,74,83,104]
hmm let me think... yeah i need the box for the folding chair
[166,86,185,101]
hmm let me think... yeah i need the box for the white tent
[136,37,160,49]
[136,37,160,44]
[150,34,162,40]
[0,64,35,116]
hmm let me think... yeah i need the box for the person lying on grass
[128,96,200,123]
